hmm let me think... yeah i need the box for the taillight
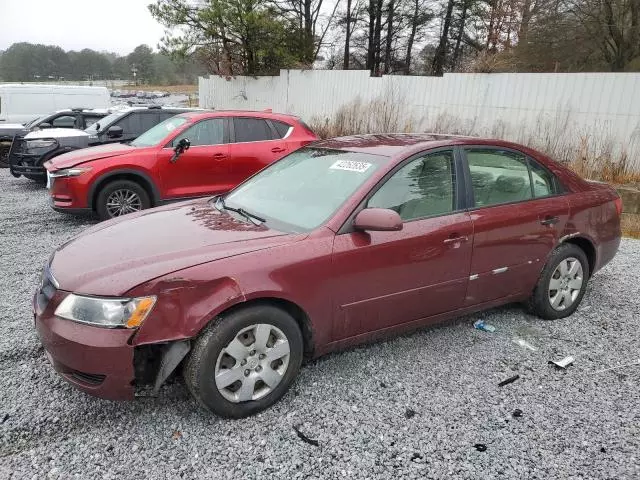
[614,196,623,216]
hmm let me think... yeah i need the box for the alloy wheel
[214,323,291,403]
[105,189,142,217]
[548,257,584,311]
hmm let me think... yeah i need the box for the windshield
[131,116,189,147]
[84,111,122,134]
[223,147,383,232]
[24,115,48,128]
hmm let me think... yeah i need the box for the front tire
[95,179,150,221]
[527,243,590,320]
[184,305,304,418]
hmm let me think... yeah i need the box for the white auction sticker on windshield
[330,160,372,173]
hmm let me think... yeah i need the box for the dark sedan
[33,134,622,417]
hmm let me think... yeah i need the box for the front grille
[69,371,106,386]
[8,136,58,177]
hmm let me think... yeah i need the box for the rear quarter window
[271,120,292,139]
[528,158,560,197]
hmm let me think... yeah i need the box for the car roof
[104,106,200,117]
[310,133,526,157]
[50,109,110,115]
[179,110,301,122]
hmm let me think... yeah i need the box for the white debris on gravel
[0,172,639,479]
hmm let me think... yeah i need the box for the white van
[0,84,110,124]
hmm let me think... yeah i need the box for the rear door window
[466,149,533,207]
[233,118,273,143]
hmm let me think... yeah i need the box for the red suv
[44,111,318,219]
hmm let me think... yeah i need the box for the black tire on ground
[184,305,304,418]
[526,243,590,320]
[95,179,151,221]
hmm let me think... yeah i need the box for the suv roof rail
[71,107,85,112]
[147,105,162,109]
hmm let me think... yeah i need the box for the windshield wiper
[215,196,265,225]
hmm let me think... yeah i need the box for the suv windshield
[131,116,189,147]
[223,147,383,232]
[84,111,122,134]
[24,115,48,128]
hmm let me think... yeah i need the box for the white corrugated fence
[199,70,640,168]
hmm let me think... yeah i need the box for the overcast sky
[0,0,166,55]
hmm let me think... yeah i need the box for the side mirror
[107,125,124,138]
[353,208,403,232]
[170,138,191,163]
[39,122,52,129]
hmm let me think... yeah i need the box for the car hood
[47,143,138,170]
[50,199,303,296]
[25,128,88,139]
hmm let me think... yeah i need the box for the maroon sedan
[34,134,622,417]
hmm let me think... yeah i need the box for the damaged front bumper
[33,285,191,400]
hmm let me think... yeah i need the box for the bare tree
[570,0,640,71]
[405,0,432,73]
[431,0,455,75]
[344,0,354,68]
[451,0,470,69]
[384,0,396,73]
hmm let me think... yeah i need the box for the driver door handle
[271,147,286,153]
[443,235,469,244]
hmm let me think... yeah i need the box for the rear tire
[527,243,590,320]
[95,179,150,221]
[184,305,303,418]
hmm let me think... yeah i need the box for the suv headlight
[49,166,92,178]
[25,139,57,150]
[55,294,156,328]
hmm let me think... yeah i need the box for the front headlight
[49,166,92,178]
[54,294,156,328]
[25,139,57,150]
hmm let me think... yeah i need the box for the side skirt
[317,292,529,357]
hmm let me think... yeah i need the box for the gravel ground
[0,171,639,479]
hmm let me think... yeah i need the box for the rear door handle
[271,147,286,153]
[540,215,559,226]
[443,235,469,244]
[212,153,227,160]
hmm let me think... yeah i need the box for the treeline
[149,0,640,76]
[2,0,637,81]
[0,43,208,84]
